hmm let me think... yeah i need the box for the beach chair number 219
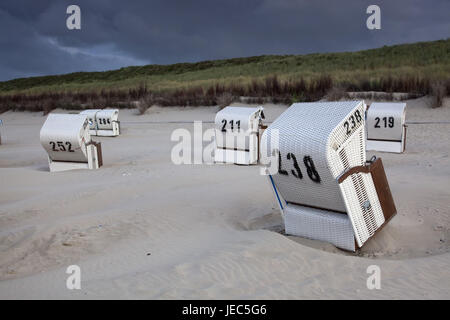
[374,116,394,128]
[277,151,321,183]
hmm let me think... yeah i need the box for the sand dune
[0,97,449,299]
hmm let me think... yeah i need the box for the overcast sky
[0,0,448,81]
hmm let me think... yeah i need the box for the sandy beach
[0,96,449,299]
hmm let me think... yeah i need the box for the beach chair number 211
[221,119,241,132]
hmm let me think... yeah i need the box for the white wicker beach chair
[261,101,396,251]
[40,114,103,172]
[214,106,265,165]
[80,109,120,137]
[366,102,407,153]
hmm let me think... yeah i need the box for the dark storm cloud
[0,0,449,81]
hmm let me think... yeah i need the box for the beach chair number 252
[277,151,321,183]
[49,141,75,152]
[374,116,394,128]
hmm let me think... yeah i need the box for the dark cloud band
[0,0,449,81]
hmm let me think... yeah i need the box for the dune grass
[0,39,449,112]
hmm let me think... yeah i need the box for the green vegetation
[1,39,449,95]
[0,39,449,112]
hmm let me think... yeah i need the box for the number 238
[277,151,321,183]
[343,110,363,135]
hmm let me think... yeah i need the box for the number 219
[375,116,394,128]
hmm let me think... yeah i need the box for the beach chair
[214,106,265,165]
[261,101,396,251]
[40,114,103,172]
[80,109,120,137]
[366,102,407,153]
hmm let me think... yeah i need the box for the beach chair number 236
[98,118,111,125]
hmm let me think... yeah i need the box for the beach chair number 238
[343,109,363,135]
[277,151,321,183]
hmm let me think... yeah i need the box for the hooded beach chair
[366,102,407,153]
[261,101,396,251]
[80,109,120,137]
[40,114,103,172]
[214,106,265,165]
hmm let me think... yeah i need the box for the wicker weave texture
[339,172,385,246]
[262,101,366,212]
[262,101,388,248]
[284,203,356,251]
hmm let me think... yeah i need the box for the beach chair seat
[80,109,120,137]
[40,114,103,172]
[261,101,396,251]
[214,106,265,165]
[366,102,407,153]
